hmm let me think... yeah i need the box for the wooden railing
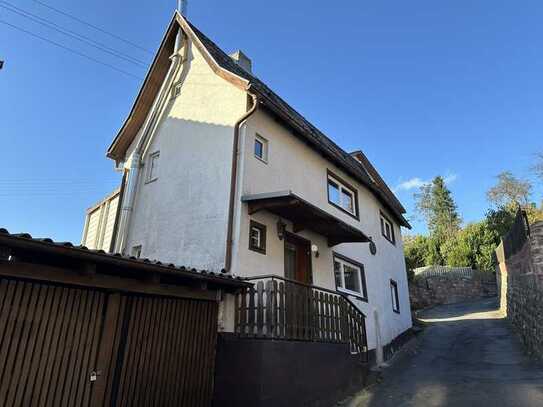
[234,275,368,359]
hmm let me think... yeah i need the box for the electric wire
[0,1,148,68]
[31,0,154,55]
[0,19,142,79]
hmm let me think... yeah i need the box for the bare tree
[487,171,532,207]
[532,152,543,183]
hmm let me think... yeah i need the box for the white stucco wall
[123,37,247,270]
[116,34,411,351]
[229,110,412,350]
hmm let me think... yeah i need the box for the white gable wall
[122,37,247,269]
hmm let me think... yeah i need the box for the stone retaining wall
[496,217,543,360]
[409,269,496,310]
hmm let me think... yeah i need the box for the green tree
[441,233,472,268]
[415,176,461,243]
[485,205,517,239]
[425,236,444,266]
[487,171,532,207]
[403,235,429,274]
[441,221,500,271]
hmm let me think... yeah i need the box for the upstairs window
[146,151,160,183]
[333,254,367,301]
[254,134,268,163]
[390,279,400,313]
[380,212,396,244]
[249,220,266,254]
[327,172,358,218]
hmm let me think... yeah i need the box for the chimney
[177,0,188,16]
[229,50,252,73]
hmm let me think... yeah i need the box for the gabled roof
[107,12,410,229]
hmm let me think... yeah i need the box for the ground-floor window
[249,220,267,254]
[390,279,400,313]
[333,253,367,301]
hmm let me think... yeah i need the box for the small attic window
[172,82,182,98]
[254,134,268,163]
[145,151,160,183]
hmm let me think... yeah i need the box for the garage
[0,229,247,407]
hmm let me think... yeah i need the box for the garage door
[0,277,219,407]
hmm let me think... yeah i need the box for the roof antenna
[177,0,188,16]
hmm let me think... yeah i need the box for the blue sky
[1,0,542,242]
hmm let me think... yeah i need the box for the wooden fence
[234,275,367,358]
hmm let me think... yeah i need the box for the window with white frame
[248,220,266,254]
[390,279,400,313]
[254,134,268,163]
[327,172,358,217]
[380,212,395,244]
[146,151,160,183]
[333,254,367,300]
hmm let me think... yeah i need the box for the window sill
[328,201,359,221]
[337,287,367,302]
[392,309,401,314]
[249,247,266,255]
[145,177,158,185]
[254,155,268,165]
[382,234,396,246]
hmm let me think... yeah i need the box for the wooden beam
[0,261,217,301]
[0,246,11,260]
[292,223,305,233]
[247,199,298,215]
[79,262,97,277]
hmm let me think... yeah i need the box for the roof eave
[106,13,180,161]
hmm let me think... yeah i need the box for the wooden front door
[284,233,312,284]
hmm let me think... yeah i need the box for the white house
[84,11,412,372]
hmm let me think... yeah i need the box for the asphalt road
[349,298,543,407]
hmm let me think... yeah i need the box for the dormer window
[254,134,268,163]
[327,171,358,219]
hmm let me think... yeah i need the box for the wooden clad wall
[81,190,120,252]
[0,277,218,407]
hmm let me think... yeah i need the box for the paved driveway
[349,298,543,407]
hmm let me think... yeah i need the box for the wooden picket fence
[234,275,367,358]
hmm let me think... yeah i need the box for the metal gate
[0,277,218,407]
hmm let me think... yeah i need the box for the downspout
[224,91,259,272]
[109,169,127,252]
[114,23,186,254]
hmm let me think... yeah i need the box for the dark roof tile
[0,229,248,287]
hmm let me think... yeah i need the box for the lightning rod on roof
[177,0,188,16]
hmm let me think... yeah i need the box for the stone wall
[496,216,543,360]
[409,268,497,310]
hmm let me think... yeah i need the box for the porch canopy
[241,191,371,247]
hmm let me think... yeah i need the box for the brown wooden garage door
[0,277,218,407]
